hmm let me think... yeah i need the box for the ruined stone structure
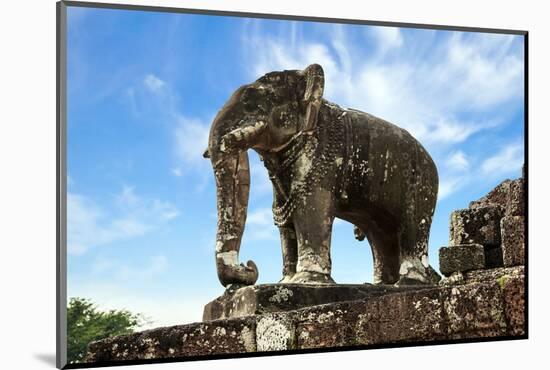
[439,173,525,277]
[84,174,526,364]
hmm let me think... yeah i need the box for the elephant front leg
[290,190,336,285]
[278,225,297,283]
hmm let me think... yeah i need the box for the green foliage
[67,297,146,364]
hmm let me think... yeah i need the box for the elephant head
[205,64,325,287]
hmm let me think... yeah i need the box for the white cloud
[444,34,523,109]
[371,26,403,53]
[247,207,273,226]
[116,185,140,208]
[171,115,217,193]
[241,22,524,203]
[116,256,168,281]
[243,23,523,148]
[438,177,463,200]
[174,116,210,171]
[245,227,278,242]
[243,207,278,241]
[143,74,165,93]
[68,186,179,255]
[426,118,482,144]
[93,255,169,282]
[446,150,469,172]
[248,152,273,198]
[129,73,213,186]
[481,142,524,176]
[439,142,523,200]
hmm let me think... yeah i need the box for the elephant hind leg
[364,225,400,285]
[396,203,440,286]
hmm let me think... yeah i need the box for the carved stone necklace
[263,109,345,227]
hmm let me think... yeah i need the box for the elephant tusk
[220,121,268,153]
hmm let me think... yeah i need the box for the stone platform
[82,173,527,366]
[203,283,431,321]
[84,266,525,364]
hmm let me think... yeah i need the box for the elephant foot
[288,271,336,285]
[395,259,441,286]
[278,274,295,284]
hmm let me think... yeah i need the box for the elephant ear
[302,64,325,132]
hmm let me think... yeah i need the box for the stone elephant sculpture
[205,63,440,287]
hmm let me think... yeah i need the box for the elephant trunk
[209,123,258,287]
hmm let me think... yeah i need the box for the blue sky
[66,6,525,328]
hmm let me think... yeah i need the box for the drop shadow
[34,353,57,367]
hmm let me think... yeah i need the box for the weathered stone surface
[84,317,256,363]
[84,275,525,364]
[440,266,525,287]
[501,216,525,267]
[506,179,525,217]
[296,301,364,348]
[470,180,510,209]
[357,287,447,343]
[439,271,465,286]
[442,282,507,338]
[469,178,525,217]
[295,288,447,347]
[463,265,524,285]
[501,276,525,336]
[203,283,429,321]
[449,206,504,247]
[256,313,295,351]
[439,244,485,276]
[293,283,507,347]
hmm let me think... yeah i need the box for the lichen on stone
[256,315,295,351]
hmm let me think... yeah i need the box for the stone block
[469,180,511,210]
[364,287,447,343]
[295,301,363,348]
[501,216,525,267]
[440,266,525,286]
[84,317,257,363]
[296,288,447,347]
[469,178,524,217]
[203,283,428,321]
[439,244,485,276]
[441,282,507,338]
[506,179,525,217]
[463,265,524,284]
[501,276,526,336]
[450,206,504,247]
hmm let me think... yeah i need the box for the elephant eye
[242,88,270,112]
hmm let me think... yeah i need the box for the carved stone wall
[83,174,526,365]
[84,272,524,363]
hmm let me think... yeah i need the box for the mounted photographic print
[56,1,527,368]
